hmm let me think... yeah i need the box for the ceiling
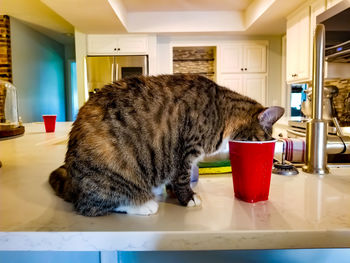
[1,0,308,36]
[122,0,254,12]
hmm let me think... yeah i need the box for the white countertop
[1,122,350,251]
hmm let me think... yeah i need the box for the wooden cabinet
[286,5,311,83]
[219,74,266,105]
[87,35,148,55]
[220,43,266,73]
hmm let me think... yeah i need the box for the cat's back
[77,74,218,122]
[95,73,218,102]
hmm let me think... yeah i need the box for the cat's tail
[49,165,75,202]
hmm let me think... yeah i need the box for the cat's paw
[137,200,159,215]
[114,200,159,216]
[187,194,201,207]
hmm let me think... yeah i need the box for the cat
[49,74,284,216]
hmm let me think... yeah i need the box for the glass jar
[0,79,19,128]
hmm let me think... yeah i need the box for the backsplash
[325,79,350,126]
[173,46,216,81]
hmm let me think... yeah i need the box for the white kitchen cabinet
[286,5,311,83]
[87,35,148,55]
[87,35,118,54]
[219,74,266,105]
[220,43,266,73]
[219,74,244,94]
[117,36,148,54]
[244,74,266,104]
[220,45,243,73]
[244,45,267,73]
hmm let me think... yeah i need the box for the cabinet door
[296,6,311,81]
[87,35,118,54]
[244,45,267,73]
[286,14,298,82]
[117,36,148,54]
[286,6,310,83]
[220,45,244,73]
[244,74,266,105]
[219,74,244,94]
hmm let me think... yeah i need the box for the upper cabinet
[286,5,310,83]
[220,43,267,73]
[219,74,266,105]
[217,41,267,105]
[285,0,343,84]
[87,35,148,55]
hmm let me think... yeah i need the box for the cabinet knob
[241,68,243,71]
[114,48,117,51]
[244,68,247,71]
[117,48,121,51]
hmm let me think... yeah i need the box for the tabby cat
[49,74,284,216]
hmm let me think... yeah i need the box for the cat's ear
[258,106,284,128]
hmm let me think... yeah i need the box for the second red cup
[42,115,57,133]
[229,140,276,203]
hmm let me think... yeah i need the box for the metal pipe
[313,24,325,120]
[303,24,329,175]
[326,136,347,154]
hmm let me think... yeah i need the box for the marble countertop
[1,122,350,251]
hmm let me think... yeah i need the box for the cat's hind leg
[114,199,159,216]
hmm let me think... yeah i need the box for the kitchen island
[0,122,350,251]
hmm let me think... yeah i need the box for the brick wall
[0,15,12,83]
[173,46,216,81]
[325,79,350,126]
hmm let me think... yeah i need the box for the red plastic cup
[229,140,276,203]
[42,115,57,133]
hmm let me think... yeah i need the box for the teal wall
[1,249,350,263]
[0,251,100,263]
[10,18,66,122]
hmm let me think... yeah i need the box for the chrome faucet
[303,24,329,175]
[303,24,350,175]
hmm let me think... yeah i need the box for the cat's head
[231,106,284,141]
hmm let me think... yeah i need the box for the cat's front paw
[187,194,201,207]
[115,200,159,216]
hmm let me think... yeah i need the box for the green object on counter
[197,160,231,168]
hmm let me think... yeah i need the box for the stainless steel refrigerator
[86,55,148,93]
